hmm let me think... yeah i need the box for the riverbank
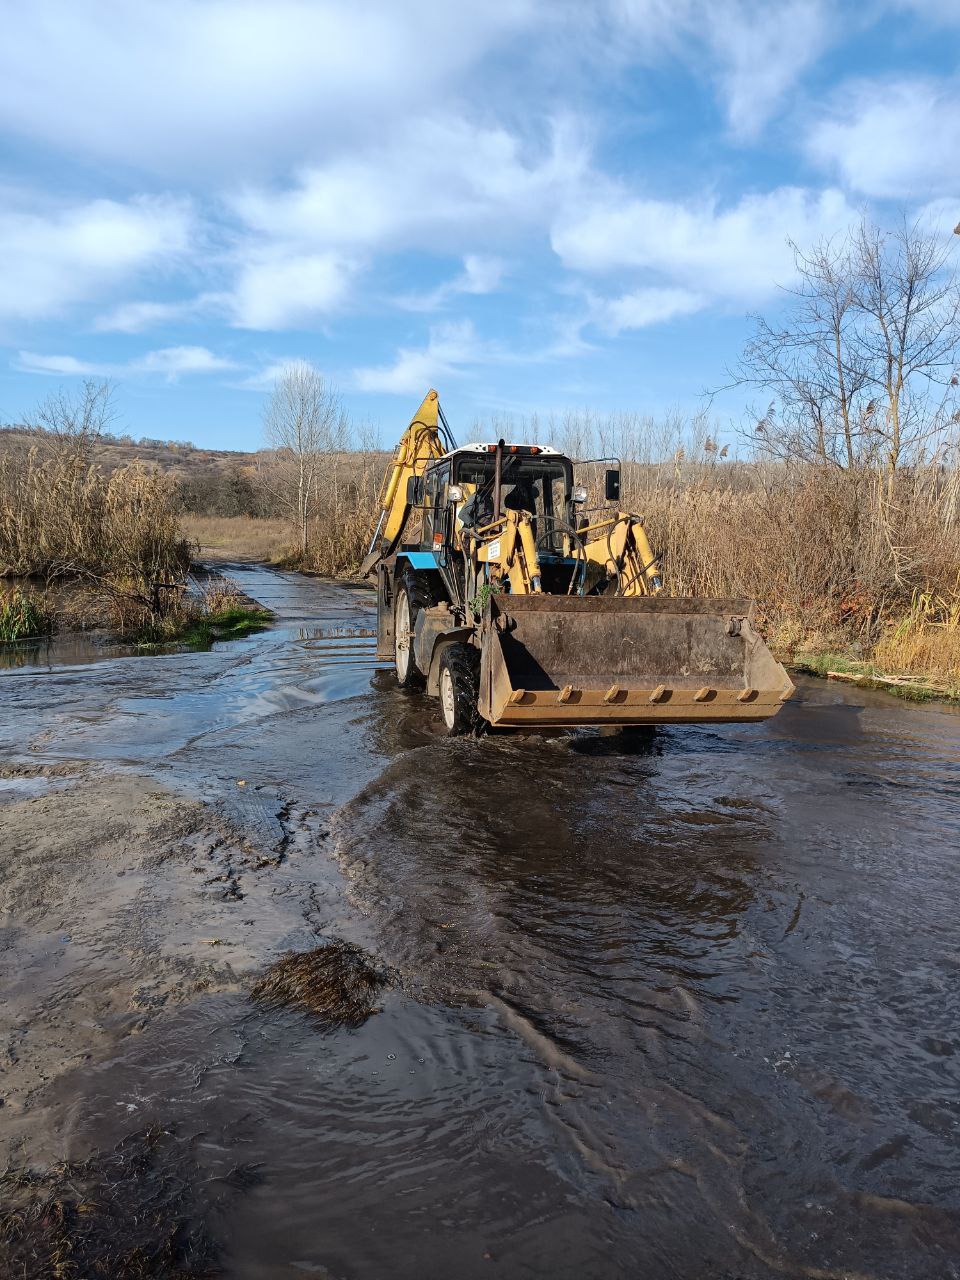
[785,651,960,705]
[0,566,273,656]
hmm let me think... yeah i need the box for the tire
[438,643,481,736]
[393,569,438,688]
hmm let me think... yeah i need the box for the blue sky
[0,0,957,450]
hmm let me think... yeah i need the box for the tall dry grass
[0,444,192,632]
[626,465,951,624]
[873,587,960,683]
[181,514,289,563]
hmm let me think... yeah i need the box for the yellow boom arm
[360,389,446,576]
[470,509,543,595]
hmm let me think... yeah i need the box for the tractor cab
[417,444,575,567]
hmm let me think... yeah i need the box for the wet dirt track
[2,565,960,1279]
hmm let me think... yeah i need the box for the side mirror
[406,475,424,505]
[604,468,621,503]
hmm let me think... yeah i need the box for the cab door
[421,465,449,558]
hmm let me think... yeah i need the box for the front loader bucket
[479,595,794,728]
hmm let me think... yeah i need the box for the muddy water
[3,565,960,1279]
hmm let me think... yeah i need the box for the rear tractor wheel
[438,643,481,736]
[393,570,438,688]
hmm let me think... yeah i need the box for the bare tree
[261,362,347,557]
[31,380,116,465]
[739,218,960,475]
[853,220,960,489]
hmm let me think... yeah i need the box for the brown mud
[1,564,959,1279]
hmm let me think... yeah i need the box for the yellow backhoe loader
[362,389,794,735]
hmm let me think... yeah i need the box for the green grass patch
[135,604,272,651]
[0,589,53,642]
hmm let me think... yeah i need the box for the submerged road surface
[2,566,960,1279]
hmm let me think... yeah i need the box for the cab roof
[435,443,565,461]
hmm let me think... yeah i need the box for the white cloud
[92,296,221,333]
[396,254,506,312]
[133,346,238,377]
[233,357,318,390]
[218,116,583,332]
[553,185,856,300]
[231,116,588,255]
[228,250,356,329]
[0,196,193,323]
[601,287,707,332]
[15,353,102,376]
[707,1,829,141]
[916,198,960,237]
[16,346,237,380]
[460,254,506,295]
[0,1,536,181]
[354,321,489,394]
[808,78,960,198]
[611,0,831,139]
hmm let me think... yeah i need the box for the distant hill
[0,425,389,520]
[0,424,267,517]
[0,423,261,476]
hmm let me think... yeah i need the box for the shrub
[0,588,52,641]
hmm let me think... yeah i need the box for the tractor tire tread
[439,643,481,736]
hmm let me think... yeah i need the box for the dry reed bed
[629,462,960,682]
[0,447,189,583]
[1,446,192,637]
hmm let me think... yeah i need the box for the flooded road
[2,565,960,1278]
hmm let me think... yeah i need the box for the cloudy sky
[0,0,956,447]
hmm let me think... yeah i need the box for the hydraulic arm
[359,389,450,577]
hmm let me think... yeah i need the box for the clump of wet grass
[0,1127,229,1279]
[0,587,52,642]
[250,939,394,1028]
[134,584,272,651]
[137,604,272,651]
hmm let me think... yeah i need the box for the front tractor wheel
[438,644,481,736]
